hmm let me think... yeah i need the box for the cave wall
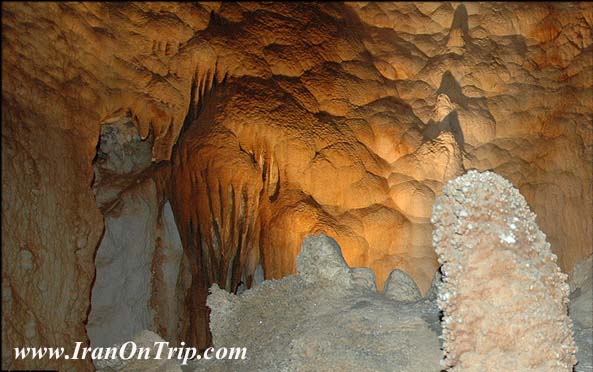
[169,2,593,348]
[2,2,592,369]
[87,119,190,349]
[2,105,102,371]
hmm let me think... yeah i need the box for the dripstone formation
[431,170,577,371]
[2,3,591,370]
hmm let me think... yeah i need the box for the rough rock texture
[425,269,443,302]
[569,255,593,329]
[2,77,104,371]
[88,179,160,347]
[192,232,589,372]
[432,170,577,371]
[382,269,423,302]
[569,254,593,372]
[2,2,592,367]
[197,234,441,371]
[88,120,191,350]
[166,2,592,347]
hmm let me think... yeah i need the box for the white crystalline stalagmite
[431,170,577,371]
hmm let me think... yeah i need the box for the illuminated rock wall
[2,2,591,368]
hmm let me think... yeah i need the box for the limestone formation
[433,94,456,122]
[88,179,160,347]
[201,234,441,371]
[432,170,577,371]
[425,269,442,302]
[2,2,592,369]
[568,254,593,372]
[87,120,191,349]
[382,269,423,302]
[296,234,353,288]
[569,255,593,329]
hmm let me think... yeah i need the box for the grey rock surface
[424,269,442,302]
[95,118,153,175]
[296,234,353,287]
[195,233,441,371]
[382,269,423,302]
[351,267,378,292]
[87,180,159,348]
[570,255,593,372]
[253,264,265,287]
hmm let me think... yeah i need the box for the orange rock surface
[2,2,592,368]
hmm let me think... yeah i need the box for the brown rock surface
[2,2,592,368]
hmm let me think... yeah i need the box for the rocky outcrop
[88,179,160,347]
[201,234,441,371]
[2,84,104,371]
[432,170,577,371]
[382,269,423,302]
[425,269,442,302]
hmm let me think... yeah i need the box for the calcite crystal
[432,170,577,371]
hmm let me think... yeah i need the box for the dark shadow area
[436,71,468,108]
[450,4,469,36]
[423,110,465,153]
[423,71,468,152]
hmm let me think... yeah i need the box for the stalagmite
[382,269,423,302]
[432,170,577,371]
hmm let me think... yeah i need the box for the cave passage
[2,2,592,371]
